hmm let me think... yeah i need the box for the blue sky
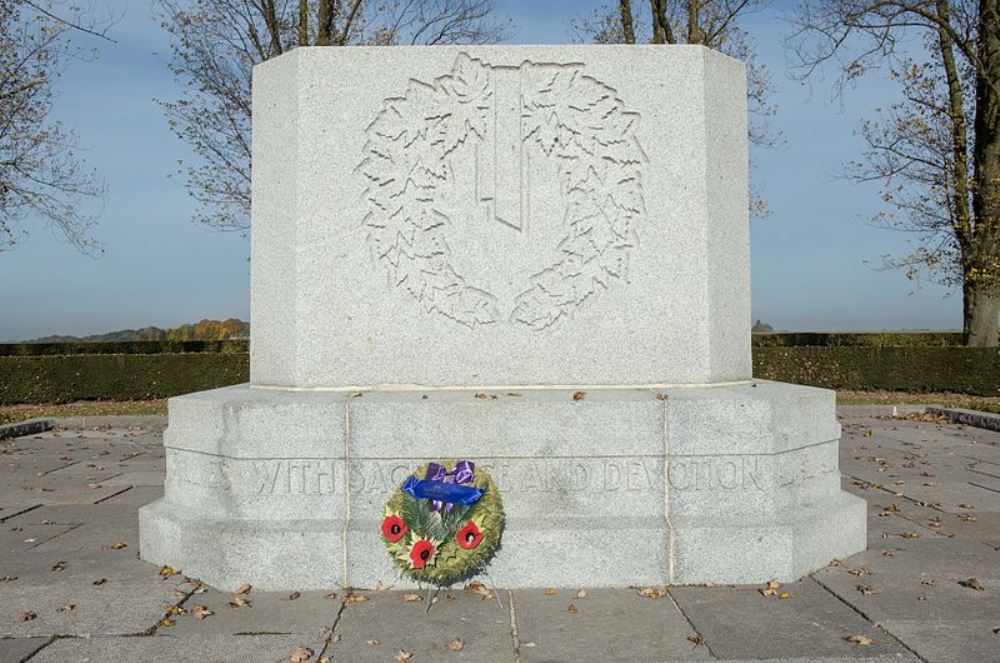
[0,0,959,341]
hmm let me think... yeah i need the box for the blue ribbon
[401,460,483,508]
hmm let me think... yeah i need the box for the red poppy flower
[381,514,407,543]
[456,520,483,550]
[409,537,436,569]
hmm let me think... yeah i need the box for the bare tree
[788,0,1000,346]
[156,0,511,234]
[0,1,112,255]
[570,1,779,218]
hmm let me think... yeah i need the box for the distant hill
[25,319,250,343]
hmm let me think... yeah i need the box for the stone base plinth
[139,381,866,591]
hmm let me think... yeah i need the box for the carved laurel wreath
[358,53,647,330]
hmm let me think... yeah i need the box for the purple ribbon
[401,460,481,512]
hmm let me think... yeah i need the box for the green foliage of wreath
[382,461,504,585]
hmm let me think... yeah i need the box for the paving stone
[815,570,1000,624]
[0,636,50,662]
[28,634,325,663]
[0,577,181,637]
[513,588,713,662]
[164,589,340,636]
[331,588,514,662]
[670,578,906,660]
[880,620,1000,663]
[825,536,1000,578]
[0,522,78,555]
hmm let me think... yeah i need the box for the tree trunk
[965,279,1000,345]
[650,0,674,44]
[968,0,1000,346]
[619,0,636,44]
[687,0,704,44]
[298,0,309,46]
[315,0,335,46]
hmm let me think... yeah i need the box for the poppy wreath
[382,460,504,584]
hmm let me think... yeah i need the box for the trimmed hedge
[0,354,249,405]
[754,347,1000,396]
[750,331,965,347]
[0,332,972,357]
[0,340,249,356]
[1,346,998,404]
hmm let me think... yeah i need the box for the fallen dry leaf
[159,566,178,577]
[848,567,872,576]
[576,588,588,599]
[345,593,369,604]
[544,587,557,596]
[236,583,252,594]
[637,586,667,599]
[51,561,67,572]
[759,579,782,597]
[688,634,706,649]
[846,634,873,646]
[18,611,36,622]
[403,593,423,602]
[160,617,174,628]
[857,585,875,596]
[778,592,791,599]
[394,650,413,661]
[0,575,16,582]
[465,581,492,600]
[447,639,464,652]
[286,591,301,601]
[366,639,379,646]
[191,604,213,619]
[229,595,252,608]
[103,541,128,550]
[165,604,186,616]
[960,578,985,592]
[323,591,338,600]
[572,391,586,401]
[566,603,578,614]
[290,646,313,662]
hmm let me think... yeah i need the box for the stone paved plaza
[2,410,999,663]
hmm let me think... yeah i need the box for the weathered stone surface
[141,44,863,592]
[140,381,865,589]
[331,589,514,663]
[28,635,326,663]
[670,578,908,660]
[512,588,713,662]
[251,45,750,389]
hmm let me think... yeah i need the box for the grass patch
[0,399,167,424]
[837,390,1000,413]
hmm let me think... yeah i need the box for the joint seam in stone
[342,399,351,588]
[663,397,675,584]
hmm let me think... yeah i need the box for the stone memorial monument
[139,45,866,590]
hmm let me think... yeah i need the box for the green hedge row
[750,331,965,347]
[1,347,997,404]
[0,331,971,357]
[0,340,249,356]
[0,354,249,405]
[754,347,1000,396]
